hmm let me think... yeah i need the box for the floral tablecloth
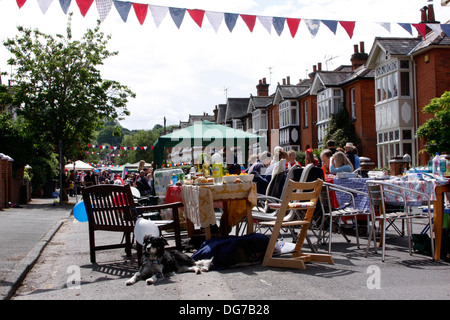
[180,183,257,228]
[332,178,439,211]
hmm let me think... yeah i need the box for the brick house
[365,4,450,167]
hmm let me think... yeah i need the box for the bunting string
[14,0,450,39]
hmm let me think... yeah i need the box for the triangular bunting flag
[16,0,27,8]
[286,18,301,38]
[412,23,427,39]
[398,23,413,35]
[187,9,205,28]
[169,7,186,29]
[149,5,168,28]
[273,17,285,36]
[258,16,272,34]
[240,14,256,32]
[377,22,391,33]
[427,23,442,35]
[206,11,223,33]
[76,0,94,17]
[304,19,320,37]
[113,0,131,22]
[339,20,355,39]
[59,0,71,14]
[37,0,53,14]
[96,0,112,22]
[321,19,338,34]
[441,24,450,37]
[133,2,148,25]
[224,12,238,32]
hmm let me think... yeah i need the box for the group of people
[320,140,360,174]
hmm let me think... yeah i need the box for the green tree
[324,107,361,152]
[416,91,450,155]
[4,15,135,201]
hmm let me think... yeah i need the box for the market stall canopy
[153,121,267,168]
[65,160,94,171]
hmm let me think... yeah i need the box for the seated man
[136,170,152,196]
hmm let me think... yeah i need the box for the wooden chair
[262,179,334,269]
[82,184,183,264]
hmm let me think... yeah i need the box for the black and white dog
[126,235,212,285]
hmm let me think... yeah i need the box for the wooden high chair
[261,179,334,269]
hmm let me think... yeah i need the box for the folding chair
[365,180,434,262]
[262,179,333,269]
[318,182,371,253]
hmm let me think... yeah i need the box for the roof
[226,98,250,120]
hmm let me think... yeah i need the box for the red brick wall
[343,79,377,164]
[414,48,450,165]
[299,95,318,150]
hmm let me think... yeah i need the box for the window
[279,100,299,128]
[316,88,343,144]
[350,88,356,120]
[303,101,308,127]
[400,71,410,96]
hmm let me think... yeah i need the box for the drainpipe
[413,59,419,166]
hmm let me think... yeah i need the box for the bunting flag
[286,18,301,38]
[59,0,71,14]
[12,0,450,39]
[149,5,168,28]
[37,0,53,14]
[187,9,205,28]
[169,7,185,29]
[76,0,94,17]
[96,0,112,22]
[133,2,148,25]
[240,14,256,32]
[412,23,427,39]
[304,19,320,37]
[206,11,223,33]
[339,20,355,39]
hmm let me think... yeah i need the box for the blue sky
[0,0,448,130]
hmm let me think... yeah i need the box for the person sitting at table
[136,170,152,195]
[344,142,356,169]
[329,151,354,173]
[286,149,301,170]
[305,148,318,166]
[320,149,333,174]
[266,149,288,177]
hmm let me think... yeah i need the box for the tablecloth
[181,183,257,228]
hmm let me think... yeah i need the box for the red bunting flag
[16,0,27,9]
[240,14,257,32]
[339,20,355,39]
[76,0,94,17]
[412,23,427,39]
[133,3,148,25]
[187,9,205,28]
[286,18,301,38]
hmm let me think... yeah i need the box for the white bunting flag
[304,19,320,37]
[96,0,112,22]
[258,15,273,34]
[37,0,53,14]
[206,11,223,33]
[149,5,168,28]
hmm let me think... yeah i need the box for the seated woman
[329,151,354,173]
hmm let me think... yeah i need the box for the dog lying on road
[126,235,212,285]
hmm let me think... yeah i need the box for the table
[432,183,450,261]
[181,183,257,238]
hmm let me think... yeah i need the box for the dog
[126,235,212,286]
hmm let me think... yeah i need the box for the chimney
[360,41,365,53]
[350,41,368,70]
[286,76,290,85]
[213,105,218,122]
[308,65,317,81]
[420,6,427,23]
[256,77,269,96]
[427,4,435,22]
[282,78,286,85]
[317,63,322,71]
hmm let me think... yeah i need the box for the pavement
[1,196,450,304]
